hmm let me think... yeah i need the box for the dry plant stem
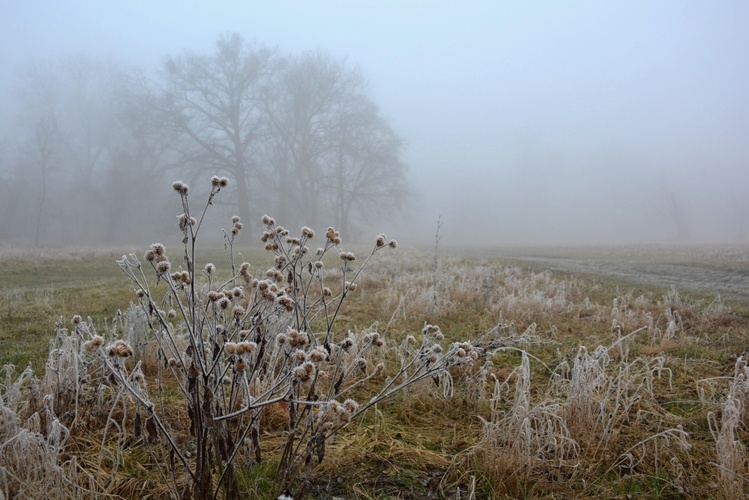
[101,354,195,481]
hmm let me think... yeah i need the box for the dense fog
[1,1,747,248]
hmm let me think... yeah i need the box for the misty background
[1,1,748,248]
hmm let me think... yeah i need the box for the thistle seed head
[238,341,257,355]
[309,347,328,363]
[233,305,245,318]
[172,181,189,195]
[293,364,311,382]
[343,398,359,413]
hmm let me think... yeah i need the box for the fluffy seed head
[172,181,189,195]
[83,335,104,352]
[238,341,257,355]
[309,347,327,363]
[293,365,311,382]
[107,339,134,358]
[177,214,196,231]
[339,251,356,262]
[233,305,245,318]
[340,338,354,350]
[343,399,359,413]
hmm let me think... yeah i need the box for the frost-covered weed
[65,177,484,499]
[0,365,97,499]
[480,352,580,469]
[705,357,749,497]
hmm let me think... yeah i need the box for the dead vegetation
[2,181,749,499]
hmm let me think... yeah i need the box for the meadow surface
[1,242,748,499]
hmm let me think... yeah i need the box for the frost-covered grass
[2,204,749,498]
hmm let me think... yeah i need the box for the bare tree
[327,94,411,237]
[156,33,277,226]
[61,57,133,240]
[12,65,61,246]
[263,52,411,235]
[23,117,58,247]
[656,175,692,241]
[9,57,133,244]
[262,52,356,228]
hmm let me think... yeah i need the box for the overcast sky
[2,1,748,246]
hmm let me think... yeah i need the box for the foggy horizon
[2,1,748,248]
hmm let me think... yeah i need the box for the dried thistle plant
[56,176,484,498]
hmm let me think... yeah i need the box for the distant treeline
[0,33,411,246]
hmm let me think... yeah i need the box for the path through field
[494,245,749,305]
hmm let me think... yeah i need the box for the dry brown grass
[2,242,749,498]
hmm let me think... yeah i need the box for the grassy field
[1,242,749,498]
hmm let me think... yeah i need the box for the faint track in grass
[489,245,749,306]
